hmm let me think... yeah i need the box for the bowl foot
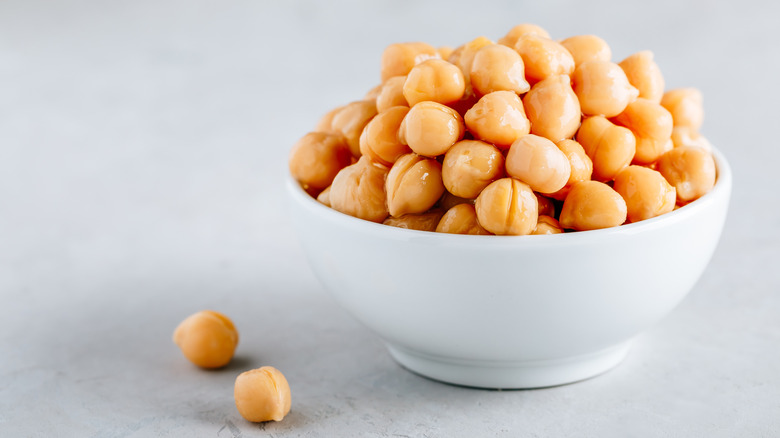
[386,341,632,389]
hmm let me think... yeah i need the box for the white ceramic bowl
[288,148,732,389]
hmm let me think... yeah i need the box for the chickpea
[560,35,612,67]
[403,59,466,106]
[671,126,712,151]
[314,105,344,133]
[380,42,439,82]
[173,310,238,369]
[438,46,454,60]
[376,76,409,112]
[559,181,627,231]
[442,140,505,199]
[386,153,445,217]
[331,100,378,157]
[448,36,494,92]
[329,156,389,222]
[576,116,636,182]
[612,98,674,165]
[497,23,552,48]
[513,34,575,84]
[619,51,665,103]
[532,215,563,235]
[657,146,716,203]
[437,190,474,211]
[506,134,571,194]
[470,44,530,95]
[475,178,538,235]
[359,106,411,166]
[234,366,291,423]
[399,101,465,157]
[436,203,491,235]
[661,88,704,131]
[613,165,676,222]
[465,91,530,148]
[289,132,353,191]
[383,209,445,232]
[572,60,639,117]
[536,193,557,217]
[522,75,581,142]
[549,139,593,201]
[316,186,331,207]
[364,83,382,100]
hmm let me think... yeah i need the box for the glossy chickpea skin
[386,153,445,217]
[400,101,465,157]
[331,100,378,157]
[289,132,353,191]
[376,76,409,112]
[498,23,551,48]
[573,60,639,117]
[469,44,530,95]
[403,59,466,106]
[436,203,491,235]
[560,35,612,67]
[380,42,439,82]
[475,178,539,235]
[513,34,575,84]
[550,139,594,200]
[448,36,494,93]
[329,156,389,222]
[613,165,676,222]
[533,215,564,235]
[657,146,716,203]
[442,140,505,199]
[576,116,636,182]
[383,209,446,232]
[465,91,530,148]
[559,181,627,231]
[506,134,571,194]
[661,88,704,131]
[671,126,712,151]
[619,51,665,103]
[173,310,238,369]
[523,75,581,142]
[234,366,291,423]
[612,98,674,165]
[359,106,411,166]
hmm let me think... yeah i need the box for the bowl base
[386,341,632,389]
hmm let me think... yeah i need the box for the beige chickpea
[559,181,627,230]
[359,106,411,166]
[475,178,538,235]
[497,23,552,49]
[383,209,446,232]
[316,186,331,207]
[536,193,557,217]
[619,51,665,103]
[438,46,454,60]
[533,215,564,235]
[386,153,445,217]
[549,139,594,200]
[576,116,636,181]
[403,59,466,106]
[513,34,575,84]
[314,105,344,133]
[234,366,291,423]
[329,156,389,222]
[331,100,378,157]
[613,165,676,222]
[572,60,639,117]
[364,84,382,100]
[376,76,409,112]
[465,91,531,148]
[560,35,612,67]
[657,146,716,203]
[612,98,674,165]
[173,310,238,369]
[671,126,712,151]
[661,88,704,131]
[380,42,439,82]
[469,44,530,95]
[506,134,572,194]
[448,36,494,92]
[442,140,505,199]
[289,132,353,191]
[436,203,491,235]
[437,190,474,211]
[399,101,465,157]
[523,75,581,142]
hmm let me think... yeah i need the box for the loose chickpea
[234,366,291,423]
[329,156,389,222]
[376,76,409,113]
[536,193,557,217]
[331,100,378,157]
[403,59,466,106]
[497,23,552,48]
[442,140,505,199]
[314,105,344,133]
[549,139,594,200]
[470,44,530,95]
[359,106,411,166]
[380,42,439,82]
[465,91,530,148]
[289,132,353,191]
[671,126,712,151]
[612,98,674,165]
[317,186,331,207]
[613,165,676,222]
[475,178,538,235]
[513,34,575,84]
[383,209,446,232]
[532,215,563,235]
[173,310,238,369]
[576,116,636,182]
[559,181,627,231]
[560,35,612,67]
[619,51,665,103]
[523,75,581,142]
[436,203,491,235]
[437,190,474,211]
[572,60,639,117]
[399,101,465,157]
[505,134,572,194]
[386,153,445,217]
[657,146,716,203]
[661,88,704,131]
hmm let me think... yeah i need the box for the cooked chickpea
[383,209,445,232]
[449,36,494,91]
[399,101,465,157]
[437,190,474,211]
[475,178,538,235]
[612,98,674,165]
[657,146,716,203]
[386,153,445,217]
[523,75,581,142]
[549,139,593,200]
[533,215,563,235]
[331,100,378,157]
[559,181,627,230]
[376,76,409,113]
[314,105,344,133]
[497,23,552,48]
[572,60,639,117]
[381,42,439,82]
[359,106,411,166]
[317,186,331,207]
[436,203,491,235]
[403,59,466,106]
[329,156,389,222]
[513,34,575,84]
[560,35,612,67]
[671,126,712,151]
[469,44,530,95]
[619,51,665,103]
[442,140,505,199]
[438,46,454,60]
[173,310,238,369]
[505,134,571,194]
[234,366,291,423]
[613,165,676,222]
[661,88,704,130]
[465,91,530,148]
[364,84,382,100]
[576,116,636,182]
[536,193,557,217]
[289,132,353,191]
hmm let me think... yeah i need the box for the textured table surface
[1,1,779,436]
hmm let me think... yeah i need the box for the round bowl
[287,148,732,389]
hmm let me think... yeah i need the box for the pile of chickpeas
[289,24,717,235]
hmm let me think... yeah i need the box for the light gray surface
[1,0,778,436]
